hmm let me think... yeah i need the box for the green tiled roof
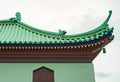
[0,11,113,45]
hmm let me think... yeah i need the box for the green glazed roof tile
[90,36,95,40]
[0,11,114,45]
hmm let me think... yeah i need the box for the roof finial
[58,29,67,37]
[103,10,112,24]
[9,12,22,22]
[16,12,21,21]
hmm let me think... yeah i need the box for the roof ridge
[0,10,112,38]
[63,10,112,38]
[17,21,59,37]
[0,11,113,45]
[102,10,112,24]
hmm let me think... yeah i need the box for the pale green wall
[0,63,95,82]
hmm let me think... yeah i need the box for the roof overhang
[0,10,114,63]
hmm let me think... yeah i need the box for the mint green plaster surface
[0,63,95,82]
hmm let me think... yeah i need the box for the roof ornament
[58,29,67,37]
[9,12,21,23]
[103,10,112,24]
[102,47,106,53]
[16,12,21,21]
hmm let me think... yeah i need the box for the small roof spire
[9,12,22,22]
[58,29,67,37]
[15,12,21,21]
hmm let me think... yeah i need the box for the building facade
[0,11,114,82]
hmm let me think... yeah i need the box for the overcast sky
[0,0,120,82]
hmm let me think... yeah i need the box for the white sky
[0,0,120,82]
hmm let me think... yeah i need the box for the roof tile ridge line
[0,19,11,22]
[64,10,112,38]
[17,21,59,37]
